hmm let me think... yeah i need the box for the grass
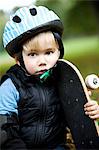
[0,52,15,77]
[63,36,99,58]
[62,36,99,76]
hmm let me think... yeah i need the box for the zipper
[40,85,47,117]
[36,84,47,144]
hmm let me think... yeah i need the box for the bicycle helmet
[3,5,64,58]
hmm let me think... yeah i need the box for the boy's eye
[46,51,54,55]
[28,53,37,56]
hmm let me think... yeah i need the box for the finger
[85,109,98,116]
[84,100,98,108]
[84,104,98,112]
[89,114,99,120]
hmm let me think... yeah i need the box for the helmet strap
[17,51,27,70]
[16,50,34,76]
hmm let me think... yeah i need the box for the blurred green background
[0,0,99,99]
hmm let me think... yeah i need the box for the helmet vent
[12,15,21,23]
[30,8,37,16]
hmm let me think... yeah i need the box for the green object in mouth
[40,70,51,82]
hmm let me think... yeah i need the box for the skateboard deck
[55,59,99,149]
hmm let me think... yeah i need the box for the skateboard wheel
[85,74,99,89]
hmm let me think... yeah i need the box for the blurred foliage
[0,10,8,52]
[36,0,99,38]
[0,52,15,77]
[64,36,99,76]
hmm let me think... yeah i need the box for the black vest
[1,65,66,149]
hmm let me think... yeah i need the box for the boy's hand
[84,100,99,120]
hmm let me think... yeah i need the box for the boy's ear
[15,58,20,65]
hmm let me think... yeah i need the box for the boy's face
[22,32,60,75]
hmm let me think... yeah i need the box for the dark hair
[52,32,64,58]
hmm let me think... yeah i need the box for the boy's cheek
[25,64,36,75]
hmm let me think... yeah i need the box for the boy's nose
[39,63,46,67]
[38,55,46,66]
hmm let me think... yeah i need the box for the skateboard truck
[85,74,99,90]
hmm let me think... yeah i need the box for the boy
[0,5,98,150]
[0,5,68,150]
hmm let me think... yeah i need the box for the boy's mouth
[35,69,47,75]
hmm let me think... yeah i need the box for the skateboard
[54,59,99,149]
